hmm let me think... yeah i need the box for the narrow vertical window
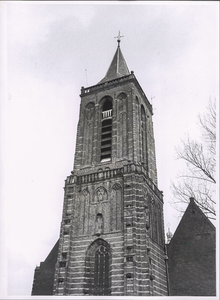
[101,99,112,162]
[95,213,104,235]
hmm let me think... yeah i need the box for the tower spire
[99,32,129,84]
[114,31,124,47]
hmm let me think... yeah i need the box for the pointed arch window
[94,245,110,294]
[84,239,111,295]
[101,98,112,162]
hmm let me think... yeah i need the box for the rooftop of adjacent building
[166,197,216,245]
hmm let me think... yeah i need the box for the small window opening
[63,227,69,235]
[62,252,67,260]
[58,278,64,287]
[67,187,73,193]
[59,261,66,268]
[126,256,133,262]
[64,219,71,224]
[150,274,155,281]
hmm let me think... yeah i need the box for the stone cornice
[65,163,163,202]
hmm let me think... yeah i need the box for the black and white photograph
[0,1,219,298]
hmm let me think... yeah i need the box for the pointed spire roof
[98,34,130,84]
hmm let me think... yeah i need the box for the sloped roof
[98,45,130,84]
[169,197,215,244]
[166,198,216,296]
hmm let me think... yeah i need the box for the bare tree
[171,98,216,219]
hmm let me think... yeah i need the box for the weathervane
[114,31,124,46]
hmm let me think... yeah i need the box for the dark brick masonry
[167,198,216,296]
[32,240,59,295]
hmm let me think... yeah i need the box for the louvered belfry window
[101,99,112,162]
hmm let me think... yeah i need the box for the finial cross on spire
[114,31,124,46]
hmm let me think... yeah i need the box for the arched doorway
[84,239,111,295]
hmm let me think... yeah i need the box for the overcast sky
[1,1,219,297]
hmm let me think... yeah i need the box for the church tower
[52,35,168,296]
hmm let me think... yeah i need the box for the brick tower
[52,36,168,296]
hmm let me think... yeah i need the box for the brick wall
[52,74,167,296]
[73,75,157,186]
[33,74,168,296]
[52,162,167,296]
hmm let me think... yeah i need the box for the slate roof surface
[99,45,130,84]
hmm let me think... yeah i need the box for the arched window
[84,239,111,295]
[101,98,112,162]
